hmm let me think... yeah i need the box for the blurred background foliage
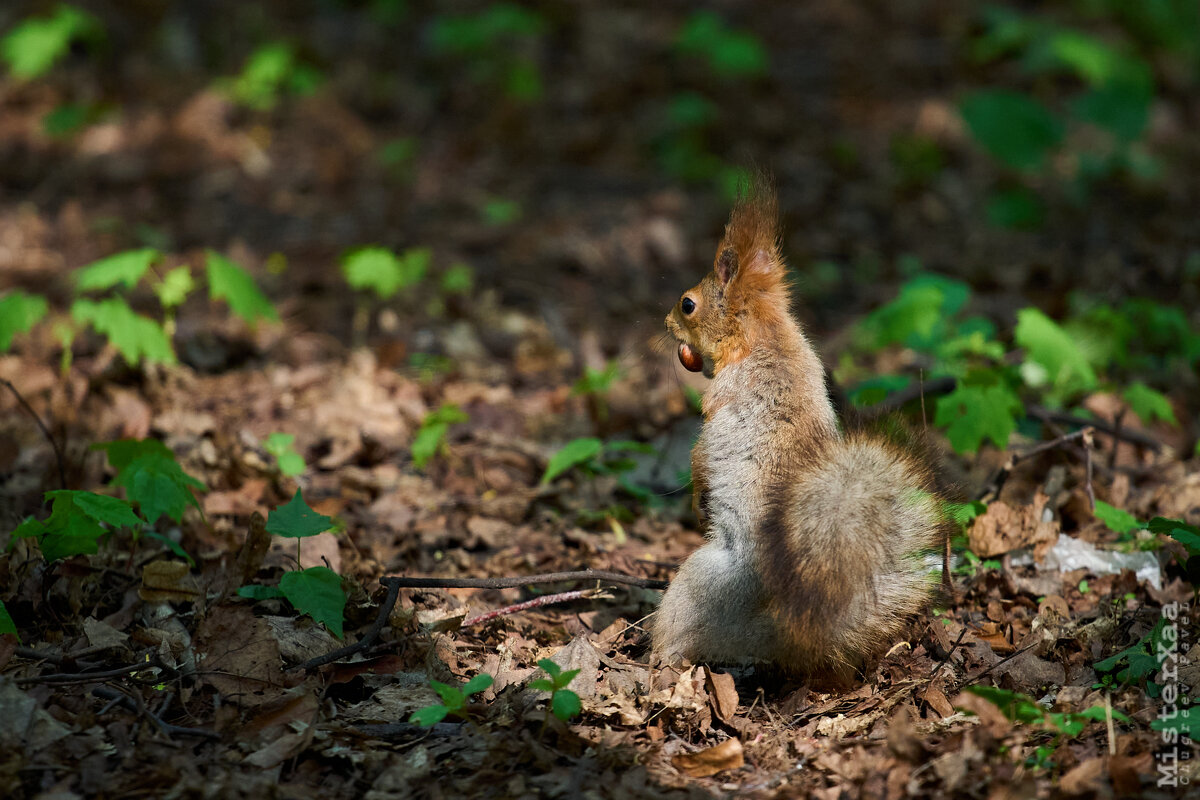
[1,0,1198,452]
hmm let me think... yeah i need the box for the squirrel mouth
[678,343,703,372]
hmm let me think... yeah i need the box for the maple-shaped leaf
[96,440,205,524]
[280,566,345,638]
[13,492,114,561]
[44,490,143,528]
[74,249,160,292]
[71,297,176,366]
[205,251,278,323]
[0,291,48,351]
[266,489,334,538]
[934,384,1022,454]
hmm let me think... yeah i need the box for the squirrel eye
[681,297,696,315]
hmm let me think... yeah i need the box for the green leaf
[409,705,449,726]
[1074,705,1131,724]
[962,685,1046,725]
[985,187,1045,230]
[551,689,582,721]
[429,680,465,710]
[1151,706,1200,740]
[236,584,286,600]
[74,249,160,292]
[462,673,494,696]
[1122,382,1177,426]
[960,90,1063,170]
[70,297,176,366]
[264,433,305,477]
[1149,517,1200,555]
[945,500,987,529]
[527,679,554,692]
[440,263,474,294]
[44,490,142,528]
[537,658,562,678]
[229,43,295,111]
[411,423,449,470]
[1,5,101,80]
[205,251,277,323]
[541,438,603,484]
[21,492,111,561]
[0,599,17,640]
[675,12,768,79]
[279,566,345,638]
[934,384,1022,454]
[95,440,205,520]
[1015,308,1097,399]
[266,489,334,538]
[341,247,429,299]
[1093,500,1141,536]
[0,291,49,351]
[848,375,912,408]
[94,438,173,471]
[554,668,581,690]
[155,267,195,309]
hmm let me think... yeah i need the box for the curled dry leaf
[969,490,1059,558]
[670,737,744,778]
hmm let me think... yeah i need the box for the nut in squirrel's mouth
[678,342,703,372]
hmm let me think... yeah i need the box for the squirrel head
[666,177,792,378]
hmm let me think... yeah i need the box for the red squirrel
[652,179,945,683]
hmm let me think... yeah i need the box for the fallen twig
[296,569,664,672]
[462,588,604,627]
[2,377,66,490]
[92,686,220,740]
[381,569,668,591]
[16,658,159,685]
[1028,404,1161,453]
[295,578,402,671]
[977,427,1096,505]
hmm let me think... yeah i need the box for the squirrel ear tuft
[744,248,776,276]
[716,247,738,287]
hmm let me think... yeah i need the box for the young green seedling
[410,673,494,726]
[529,658,582,723]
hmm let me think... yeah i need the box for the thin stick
[296,569,665,671]
[1028,404,1161,452]
[17,659,156,685]
[295,578,402,671]
[977,427,1094,503]
[381,569,668,591]
[462,589,601,627]
[2,378,66,489]
[92,686,220,740]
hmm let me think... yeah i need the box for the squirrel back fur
[652,177,945,682]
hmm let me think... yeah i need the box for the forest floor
[1,2,1198,798]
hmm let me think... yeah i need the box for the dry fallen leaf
[969,490,1059,558]
[705,670,738,724]
[670,737,744,778]
[140,560,202,604]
